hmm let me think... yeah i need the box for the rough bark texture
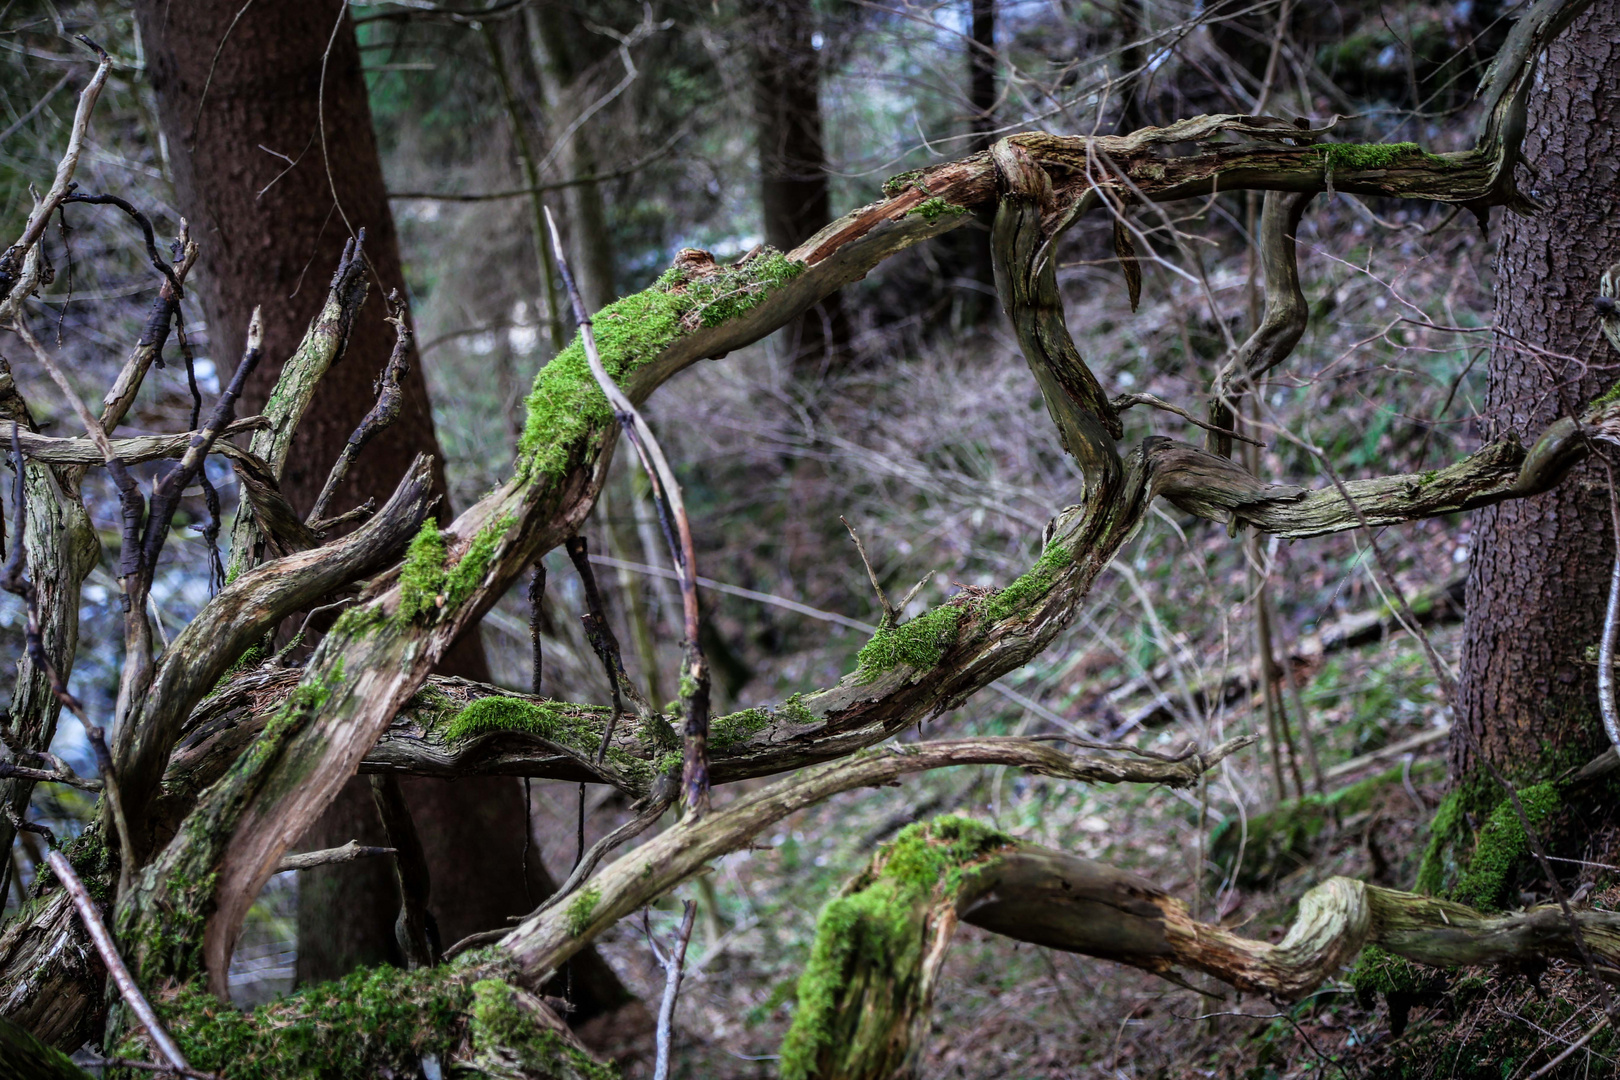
[128,0,582,998]
[746,0,848,367]
[1454,3,1620,779]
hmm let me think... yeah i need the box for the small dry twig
[647,899,698,1080]
[47,851,202,1078]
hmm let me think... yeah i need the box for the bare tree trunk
[1454,3,1620,782]
[128,0,580,994]
[746,0,850,369]
[523,8,616,314]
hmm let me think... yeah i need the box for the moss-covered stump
[1211,761,1442,888]
[109,960,615,1080]
[777,817,1014,1080]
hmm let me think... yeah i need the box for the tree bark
[746,0,849,368]
[128,0,603,1002]
[1454,3,1620,780]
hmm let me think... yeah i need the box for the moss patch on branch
[518,250,804,480]
[856,604,966,679]
[906,197,968,222]
[1316,141,1453,172]
[442,697,608,749]
[982,542,1075,622]
[396,516,515,625]
[778,817,1012,1080]
[469,979,617,1080]
[565,886,601,936]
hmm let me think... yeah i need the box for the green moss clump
[1591,380,1620,411]
[881,168,925,196]
[1415,787,1467,896]
[212,644,267,692]
[856,605,965,679]
[779,693,817,726]
[517,251,804,480]
[982,542,1075,622]
[397,519,448,623]
[1318,141,1424,171]
[906,197,967,222]
[1451,781,1561,910]
[711,707,769,749]
[441,696,607,752]
[137,967,617,1080]
[656,750,683,775]
[778,817,1012,1080]
[468,979,617,1080]
[330,604,385,637]
[443,515,514,610]
[565,886,601,936]
[680,251,805,328]
[396,517,513,625]
[1211,761,1442,888]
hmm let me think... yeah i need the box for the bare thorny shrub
[3,2,1620,1079]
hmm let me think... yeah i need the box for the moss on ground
[777,817,1012,1080]
[518,251,803,480]
[1211,760,1441,888]
[131,965,616,1079]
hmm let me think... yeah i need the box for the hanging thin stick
[47,851,200,1079]
[648,899,698,1080]
[543,207,711,814]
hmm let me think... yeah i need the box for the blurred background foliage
[0,0,1542,1074]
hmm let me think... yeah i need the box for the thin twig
[1524,1015,1611,1079]
[1599,459,1620,755]
[307,290,413,526]
[0,759,101,791]
[840,516,895,626]
[564,534,633,761]
[544,206,711,813]
[276,840,395,872]
[649,899,698,1080]
[1112,391,1266,446]
[46,851,200,1078]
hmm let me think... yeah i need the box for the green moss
[656,751,683,775]
[443,515,514,610]
[468,979,617,1080]
[1318,141,1424,171]
[778,818,1012,1080]
[982,542,1074,622]
[1349,944,1443,1003]
[779,693,817,726]
[1212,761,1442,888]
[881,168,925,196]
[636,713,679,751]
[1415,787,1467,896]
[710,707,769,749]
[855,604,965,679]
[1451,781,1561,910]
[211,644,267,692]
[906,197,968,222]
[131,966,615,1080]
[396,519,448,623]
[1591,380,1620,411]
[442,696,608,752]
[565,886,601,936]
[516,251,803,479]
[330,604,386,637]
